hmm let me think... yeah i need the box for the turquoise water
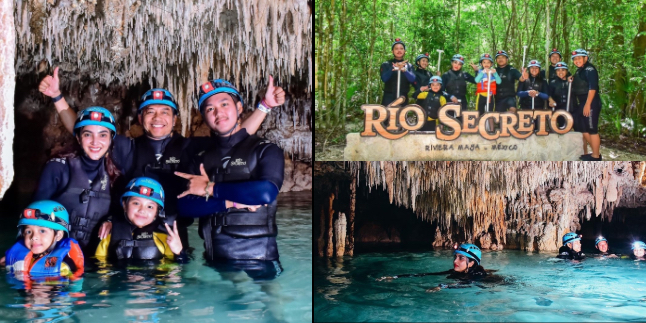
[0,191,312,323]
[314,249,646,322]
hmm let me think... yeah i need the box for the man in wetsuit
[175,79,284,280]
[570,49,603,161]
[592,236,620,258]
[494,50,522,114]
[557,232,585,260]
[380,38,416,106]
[541,48,569,82]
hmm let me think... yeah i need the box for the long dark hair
[52,131,121,187]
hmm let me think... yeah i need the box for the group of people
[379,38,603,161]
[374,233,643,292]
[1,67,288,283]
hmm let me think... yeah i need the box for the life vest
[550,78,570,107]
[108,214,164,260]
[496,65,519,98]
[519,77,547,109]
[444,70,467,97]
[413,68,432,99]
[476,71,497,95]
[5,238,83,277]
[422,91,448,119]
[196,135,279,260]
[572,66,590,96]
[130,134,188,216]
[54,157,111,252]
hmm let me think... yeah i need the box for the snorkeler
[631,241,646,261]
[376,243,501,292]
[557,232,585,260]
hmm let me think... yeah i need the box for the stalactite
[346,176,356,256]
[0,0,16,198]
[334,212,346,258]
[326,192,335,258]
[348,162,646,251]
[13,0,311,158]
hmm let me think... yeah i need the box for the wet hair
[52,128,121,187]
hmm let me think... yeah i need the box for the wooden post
[346,177,356,256]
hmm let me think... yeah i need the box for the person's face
[430,83,441,92]
[573,56,587,68]
[23,225,62,255]
[202,93,243,135]
[78,125,111,160]
[392,44,405,60]
[419,58,429,69]
[124,197,159,228]
[635,248,645,258]
[556,69,567,80]
[596,241,608,253]
[453,254,473,273]
[496,56,508,67]
[530,66,540,77]
[550,54,561,65]
[569,240,582,252]
[139,105,176,139]
[481,60,492,69]
[451,60,463,71]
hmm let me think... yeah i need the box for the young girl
[475,54,501,130]
[413,53,432,105]
[3,201,84,279]
[631,241,646,261]
[33,107,120,254]
[548,62,575,129]
[517,60,550,111]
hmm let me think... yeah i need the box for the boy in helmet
[95,177,185,262]
[570,49,603,161]
[441,54,477,114]
[413,53,433,105]
[419,76,450,132]
[494,50,522,114]
[557,232,585,260]
[380,38,416,106]
[2,201,84,280]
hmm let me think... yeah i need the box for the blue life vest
[5,238,80,277]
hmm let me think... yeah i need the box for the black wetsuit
[412,67,432,105]
[441,69,476,113]
[495,65,521,112]
[572,61,602,134]
[177,129,284,281]
[557,246,586,260]
[548,77,576,129]
[112,133,194,248]
[388,266,505,289]
[419,90,450,131]
[380,59,415,106]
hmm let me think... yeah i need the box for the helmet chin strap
[213,113,242,140]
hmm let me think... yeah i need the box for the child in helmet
[2,201,84,280]
[631,241,646,261]
[548,62,575,129]
[95,177,185,262]
[419,76,450,132]
[557,232,585,260]
[474,54,501,130]
[413,53,433,105]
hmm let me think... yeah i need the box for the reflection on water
[315,249,646,322]
[0,191,312,323]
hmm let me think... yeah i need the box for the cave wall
[0,0,16,198]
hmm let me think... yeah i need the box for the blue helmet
[454,243,482,265]
[562,232,581,245]
[479,53,494,64]
[73,107,117,137]
[632,241,646,250]
[549,48,562,59]
[19,200,69,234]
[415,53,430,66]
[554,62,568,70]
[595,236,608,247]
[391,38,406,50]
[428,76,443,85]
[197,79,244,113]
[495,50,508,58]
[451,54,465,64]
[527,60,541,68]
[139,88,178,114]
[121,177,165,210]
[571,49,588,59]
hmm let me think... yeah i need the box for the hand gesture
[568,76,573,83]
[451,96,459,103]
[469,63,478,71]
[436,71,441,76]
[39,66,62,98]
[263,75,285,108]
[549,98,557,107]
[420,85,429,92]
[164,221,183,255]
[98,221,112,240]
[521,68,529,80]
[175,163,211,199]
[530,90,538,98]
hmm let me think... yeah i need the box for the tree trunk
[366,0,377,104]
[613,0,627,115]
[341,0,347,121]
[562,1,569,57]
[632,1,646,124]
[325,0,336,127]
[545,0,550,80]
[456,0,461,53]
